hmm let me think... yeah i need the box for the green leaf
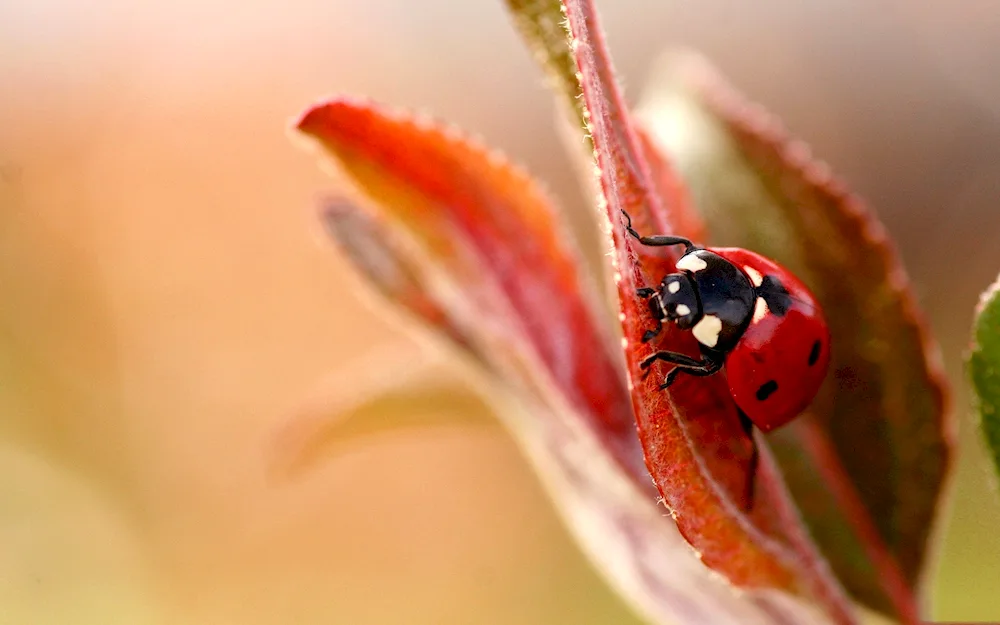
[969,274,1000,483]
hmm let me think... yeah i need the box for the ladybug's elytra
[624,211,831,433]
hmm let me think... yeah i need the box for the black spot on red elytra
[808,339,822,366]
[756,380,778,401]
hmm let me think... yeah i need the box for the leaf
[638,51,952,621]
[318,198,479,356]
[504,0,587,131]
[969,274,1000,484]
[294,98,645,469]
[560,1,855,622]
[269,345,496,478]
[292,94,841,624]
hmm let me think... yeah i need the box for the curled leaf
[638,51,952,621]
[969,274,1000,485]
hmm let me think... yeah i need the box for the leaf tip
[975,274,1000,321]
[291,95,380,142]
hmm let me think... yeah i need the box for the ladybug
[623,210,831,433]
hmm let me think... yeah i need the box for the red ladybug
[624,211,830,432]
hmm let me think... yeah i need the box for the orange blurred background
[1,1,998,623]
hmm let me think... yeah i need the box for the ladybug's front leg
[639,351,723,389]
[636,288,665,343]
[620,210,696,253]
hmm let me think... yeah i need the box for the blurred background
[1,0,999,623]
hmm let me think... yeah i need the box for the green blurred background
[0,0,998,623]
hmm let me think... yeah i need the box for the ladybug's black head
[656,273,701,329]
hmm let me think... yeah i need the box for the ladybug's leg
[659,357,723,389]
[634,284,666,343]
[638,291,665,343]
[642,326,662,344]
[737,409,759,511]
[638,351,723,388]
[639,350,702,372]
[620,210,696,253]
[631,233,696,252]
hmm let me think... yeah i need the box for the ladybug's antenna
[620,209,696,253]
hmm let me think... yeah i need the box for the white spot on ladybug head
[692,314,723,348]
[676,253,708,273]
[743,265,764,287]
[752,297,769,323]
[667,280,681,294]
[675,304,691,317]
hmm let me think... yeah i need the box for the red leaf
[563,0,855,621]
[295,97,645,476]
[636,52,951,622]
